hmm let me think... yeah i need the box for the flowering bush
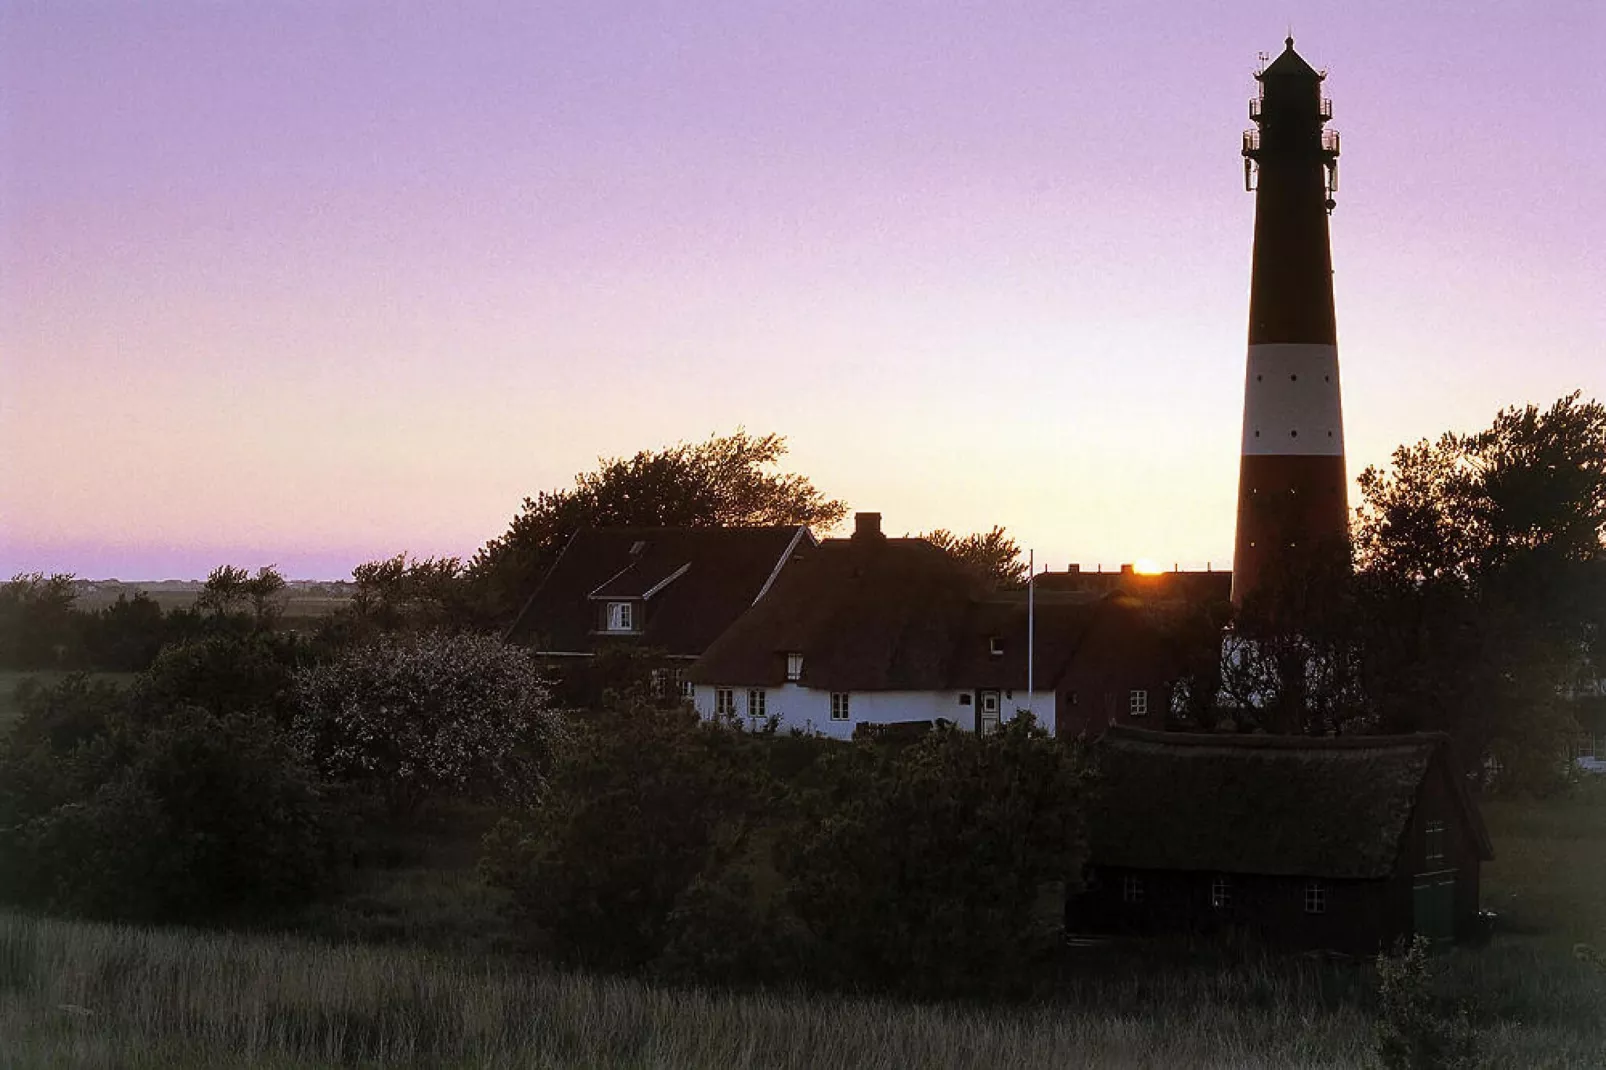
[291,633,565,815]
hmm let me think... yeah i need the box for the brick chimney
[852,512,884,542]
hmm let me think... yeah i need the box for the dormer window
[605,601,634,633]
[786,652,804,682]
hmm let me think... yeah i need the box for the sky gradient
[3,2,1602,580]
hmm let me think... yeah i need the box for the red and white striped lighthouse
[1231,38,1349,609]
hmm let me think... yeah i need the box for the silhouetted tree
[0,573,79,670]
[923,525,1027,589]
[469,430,847,624]
[1353,392,1606,779]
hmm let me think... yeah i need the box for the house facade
[689,513,1176,740]
[1070,727,1494,951]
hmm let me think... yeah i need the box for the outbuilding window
[715,689,735,718]
[1425,821,1446,865]
[1211,876,1233,910]
[1304,881,1327,915]
[830,692,851,721]
[1122,875,1145,904]
[1129,690,1148,717]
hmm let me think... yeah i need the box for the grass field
[2,793,1605,1068]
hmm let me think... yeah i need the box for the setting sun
[1132,558,1166,575]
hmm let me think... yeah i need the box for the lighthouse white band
[1241,343,1344,456]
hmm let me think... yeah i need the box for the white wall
[693,684,1056,740]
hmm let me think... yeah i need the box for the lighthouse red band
[1231,38,1349,608]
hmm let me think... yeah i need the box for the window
[830,692,850,721]
[1129,689,1148,717]
[1122,875,1145,904]
[786,652,804,682]
[988,636,1003,657]
[681,677,696,700]
[747,689,766,723]
[1211,876,1233,910]
[715,689,735,717]
[605,601,633,632]
[1425,820,1446,865]
[1304,881,1326,915]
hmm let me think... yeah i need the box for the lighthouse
[1231,38,1349,610]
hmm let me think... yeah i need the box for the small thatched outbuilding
[1071,727,1494,952]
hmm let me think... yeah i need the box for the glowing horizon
[3,4,1601,581]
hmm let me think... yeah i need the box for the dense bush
[483,700,773,973]
[133,631,307,726]
[291,632,565,817]
[486,706,1088,996]
[0,679,343,923]
[778,716,1088,996]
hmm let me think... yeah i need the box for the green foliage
[1353,393,1606,783]
[291,632,565,817]
[922,525,1027,589]
[132,631,306,727]
[779,716,1087,996]
[78,592,169,671]
[486,707,1086,996]
[0,683,342,924]
[469,429,848,623]
[1372,936,1476,1070]
[0,573,79,670]
[484,700,770,973]
[319,553,475,644]
[195,564,287,626]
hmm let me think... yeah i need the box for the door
[1412,876,1455,943]
[978,690,1001,735]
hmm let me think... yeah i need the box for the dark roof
[691,539,1146,691]
[1260,38,1320,81]
[947,597,1114,691]
[1032,569,1232,605]
[1091,727,1494,879]
[506,526,812,656]
[691,535,985,689]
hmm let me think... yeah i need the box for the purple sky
[3,2,1602,580]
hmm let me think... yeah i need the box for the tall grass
[4,912,1604,1068]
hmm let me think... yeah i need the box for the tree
[195,564,286,628]
[291,632,566,816]
[469,430,847,623]
[320,553,473,643]
[1353,392,1606,779]
[0,573,79,670]
[0,682,341,924]
[922,526,1027,589]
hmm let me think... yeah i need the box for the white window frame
[1304,881,1326,915]
[1122,875,1144,904]
[681,677,696,700]
[715,688,735,718]
[1129,689,1148,717]
[1211,875,1232,910]
[786,652,804,682]
[605,601,634,633]
[830,692,850,721]
[747,689,766,723]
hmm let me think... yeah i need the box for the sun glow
[1132,558,1166,575]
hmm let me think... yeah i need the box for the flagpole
[1027,548,1035,721]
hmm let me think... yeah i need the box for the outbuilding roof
[1091,727,1494,880]
[506,525,812,656]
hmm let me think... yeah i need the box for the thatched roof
[1091,727,1493,879]
[690,537,1150,691]
[691,535,983,689]
[506,526,812,656]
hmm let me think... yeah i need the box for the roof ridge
[1105,725,1449,750]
